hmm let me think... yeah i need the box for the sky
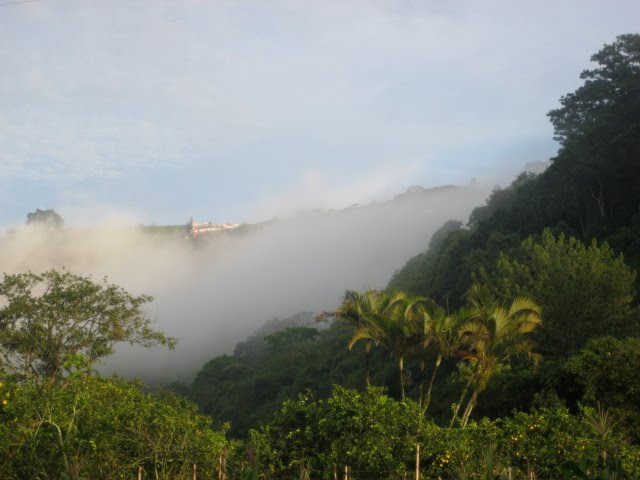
[1,0,639,227]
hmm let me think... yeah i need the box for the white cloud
[248,161,422,221]
[0,0,638,219]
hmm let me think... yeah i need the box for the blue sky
[1,0,638,227]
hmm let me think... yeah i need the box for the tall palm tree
[452,284,542,428]
[317,289,407,387]
[418,301,469,414]
[348,292,423,400]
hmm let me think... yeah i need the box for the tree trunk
[418,359,425,409]
[460,390,479,428]
[399,355,405,400]
[422,354,442,415]
[450,375,473,427]
[365,344,371,388]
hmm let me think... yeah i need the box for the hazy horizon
[2,1,638,382]
[0,183,490,382]
[2,1,639,228]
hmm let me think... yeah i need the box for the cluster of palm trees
[317,284,542,427]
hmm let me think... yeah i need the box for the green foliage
[564,337,640,441]
[391,35,640,311]
[468,172,540,229]
[0,373,227,479]
[191,321,382,438]
[389,225,523,309]
[250,386,424,480]
[499,407,593,478]
[343,290,423,399]
[428,219,463,252]
[452,285,542,427]
[265,327,319,351]
[0,269,226,479]
[389,227,481,306]
[547,34,640,239]
[248,385,640,480]
[26,209,64,229]
[0,270,176,381]
[480,230,638,354]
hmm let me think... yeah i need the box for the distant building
[186,217,239,237]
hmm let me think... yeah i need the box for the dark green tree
[480,230,637,355]
[250,386,424,479]
[564,336,640,441]
[547,34,640,238]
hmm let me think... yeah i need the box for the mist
[0,184,489,383]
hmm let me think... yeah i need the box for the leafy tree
[0,373,227,479]
[190,355,254,433]
[26,208,64,229]
[264,326,319,351]
[480,230,637,355]
[0,269,176,381]
[389,225,522,309]
[390,35,640,312]
[388,227,477,305]
[564,336,640,442]
[248,384,640,480]
[453,284,542,427]
[468,172,540,229]
[426,219,463,252]
[250,386,424,480]
[190,320,374,438]
[547,34,640,237]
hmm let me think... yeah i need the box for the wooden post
[343,465,348,480]
[415,444,420,480]
[193,463,197,480]
[333,463,337,480]
[138,466,142,480]
[222,449,227,480]
[218,455,222,480]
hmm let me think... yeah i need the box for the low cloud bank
[0,184,488,382]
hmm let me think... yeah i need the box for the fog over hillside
[0,184,488,382]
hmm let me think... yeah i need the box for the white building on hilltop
[186,218,239,237]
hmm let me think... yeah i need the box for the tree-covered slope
[390,34,640,307]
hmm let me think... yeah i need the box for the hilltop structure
[186,218,239,237]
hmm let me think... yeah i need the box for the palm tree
[452,284,542,428]
[418,301,468,414]
[317,289,407,387]
[348,292,423,400]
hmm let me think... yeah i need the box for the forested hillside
[182,34,640,478]
[389,33,640,304]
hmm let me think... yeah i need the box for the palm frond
[348,328,376,350]
[508,297,542,316]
